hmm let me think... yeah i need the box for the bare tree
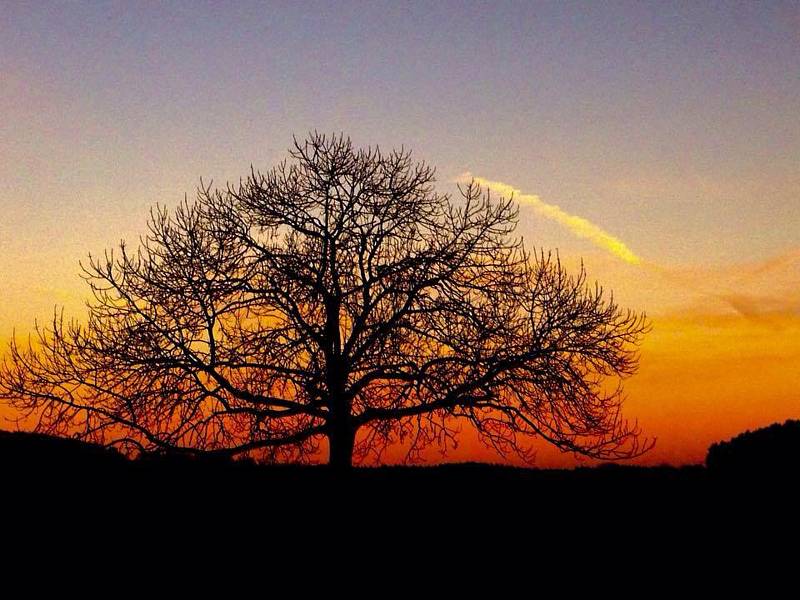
[0,133,651,468]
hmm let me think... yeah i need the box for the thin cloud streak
[459,172,641,265]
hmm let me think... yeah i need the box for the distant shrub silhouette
[0,429,127,471]
[706,420,800,474]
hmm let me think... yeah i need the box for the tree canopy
[0,133,651,467]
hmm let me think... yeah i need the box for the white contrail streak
[459,173,641,265]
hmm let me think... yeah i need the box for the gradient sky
[2,1,798,465]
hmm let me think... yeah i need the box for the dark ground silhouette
[1,426,797,543]
[3,423,796,492]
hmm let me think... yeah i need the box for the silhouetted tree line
[706,419,800,474]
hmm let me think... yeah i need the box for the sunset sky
[1,1,798,466]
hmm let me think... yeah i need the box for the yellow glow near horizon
[459,173,641,265]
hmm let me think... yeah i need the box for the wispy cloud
[459,172,641,265]
[640,247,800,322]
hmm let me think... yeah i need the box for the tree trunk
[328,422,356,470]
[322,286,353,469]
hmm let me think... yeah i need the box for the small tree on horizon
[0,133,651,468]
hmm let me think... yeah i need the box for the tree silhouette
[0,133,651,468]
